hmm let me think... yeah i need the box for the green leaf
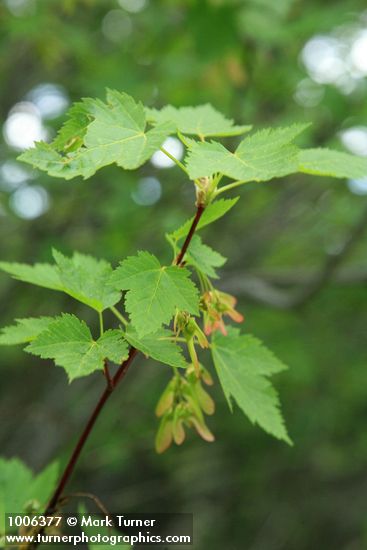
[19,90,174,180]
[211,328,291,443]
[298,148,367,179]
[186,235,226,278]
[186,124,309,181]
[52,249,121,312]
[0,458,58,536]
[0,250,121,313]
[169,197,239,242]
[0,317,54,345]
[17,142,71,178]
[146,104,251,138]
[52,99,95,153]
[124,327,187,369]
[111,251,199,336]
[26,314,129,381]
[0,260,62,291]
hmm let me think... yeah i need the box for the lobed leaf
[19,90,174,180]
[298,148,367,179]
[0,317,54,346]
[211,328,291,443]
[52,99,95,153]
[52,249,121,312]
[0,458,58,536]
[26,314,129,381]
[186,124,309,181]
[0,250,121,313]
[146,103,251,139]
[0,260,62,291]
[186,235,226,279]
[124,327,187,369]
[111,251,199,336]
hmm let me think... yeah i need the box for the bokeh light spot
[0,161,33,191]
[5,0,35,16]
[3,102,47,151]
[340,127,367,156]
[102,10,132,43]
[118,0,147,14]
[27,83,69,120]
[350,30,367,75]
[347,178,367,195]
[294,79,325,107]
[301,35,346,85]
[131,177,162,206]
[10,186,50,219]
[151,137,184,169]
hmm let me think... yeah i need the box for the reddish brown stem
[103,359,114,390]
[30,204,205,549]
[175,204,205,265]
[44,347,138,516]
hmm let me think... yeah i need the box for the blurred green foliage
[0,0,367,548]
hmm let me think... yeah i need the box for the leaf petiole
[158,336,186,343]
[160,147,189,176]
[177,131,190,148]
[214,179,247,196]
[110,306,129,327]
[99,311,104,336]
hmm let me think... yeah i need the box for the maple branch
[44,347,138,517]
[175,204,205,265]
[103,359,114,390]
[29,203,205,548]
[28,349,138,550]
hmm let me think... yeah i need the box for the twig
[103,359,114,391]
[29,204,205,549]
[175,205,205,265]
[44,347,138,517]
